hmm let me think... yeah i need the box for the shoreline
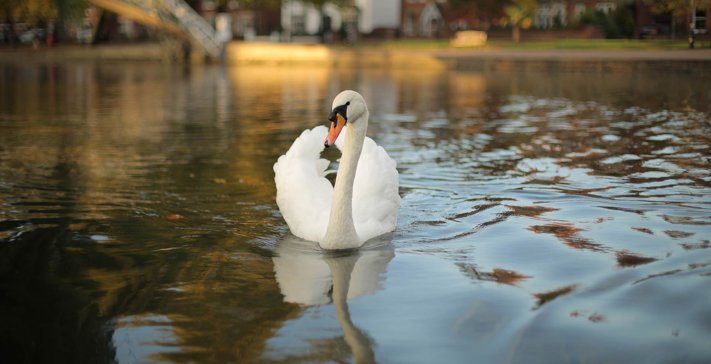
[0,42,709,66]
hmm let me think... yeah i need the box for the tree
[643,0,710,15]
[504,0,538,42]
[0,0,86,44]
[0,0,20,44]
[642,0,711,48]
[448,0,501,16]
[447,0,504,29]
[579,5,634,39]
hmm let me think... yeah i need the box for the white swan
[273,90,400,250]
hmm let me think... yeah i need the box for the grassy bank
[376,38,693,50]
[488,39,692,50]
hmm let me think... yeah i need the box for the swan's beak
[325,113,346,148]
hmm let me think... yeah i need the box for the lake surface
[1,58,710,363]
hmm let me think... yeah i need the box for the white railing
[158,0,222,58]
[90,0,223,59]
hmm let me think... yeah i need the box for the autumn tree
[0,0,86,44]
[505,0,538,42]
[447,0,504,29]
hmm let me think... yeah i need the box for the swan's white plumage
[274,119,399,248]
[273,126,333,243]
[348,137,400,242]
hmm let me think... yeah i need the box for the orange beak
[325,113,346,147]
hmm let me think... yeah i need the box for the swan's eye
[329,103,349,123]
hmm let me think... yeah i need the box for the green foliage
[504,0,538,26]
[487,38,689,50]
[578,4,634,39]
[504,0,537,42]
[611,4,634,38]
[642,0,711,17]
[0,0,86,25]
[55,0,86,23]
[448,0,501,12]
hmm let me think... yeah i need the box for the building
[534,0,618,29]
[533,0,710,39]
[196,0,280,41]
[281,1,342,37]
[634,0,710,39]
[356,0,401,35]
[401,0,448,38]
[281,0,399,40]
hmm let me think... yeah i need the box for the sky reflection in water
[0,60,710,363]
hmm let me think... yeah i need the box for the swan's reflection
[272,234,394,363]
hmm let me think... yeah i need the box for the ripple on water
[1,63,710,363]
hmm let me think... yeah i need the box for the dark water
[1,59,710,363]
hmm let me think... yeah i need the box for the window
[693,8,707,34]
[574,3,586,18]
[595,2,616,14]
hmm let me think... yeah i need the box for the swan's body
[274,90,400,250]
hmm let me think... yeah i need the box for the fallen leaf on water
[164,214,184,221]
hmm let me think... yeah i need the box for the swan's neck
[322,118,367,249]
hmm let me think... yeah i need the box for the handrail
[88,0,223,59]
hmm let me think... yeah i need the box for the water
[1,59,710,363]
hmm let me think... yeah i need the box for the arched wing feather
[273,126,332,242]
[351,137,401,241]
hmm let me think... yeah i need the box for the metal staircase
[88,0,223,59]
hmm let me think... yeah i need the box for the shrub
[578,6,634,38]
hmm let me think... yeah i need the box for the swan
[273,90,400,250]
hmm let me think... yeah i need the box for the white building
[535,1,568,29]
[281,1,342,36]
[281,0,400,38]
[355,0,401,34]
[535,1,618,29]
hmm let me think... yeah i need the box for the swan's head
[325,90,368,147]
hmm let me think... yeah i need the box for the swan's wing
[273,126,332,243]
[352,137,401,242]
